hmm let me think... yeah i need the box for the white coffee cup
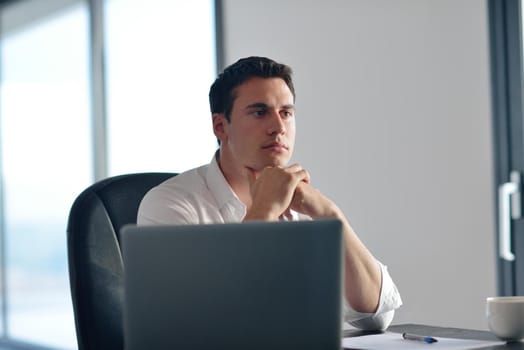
[486,296,524,342]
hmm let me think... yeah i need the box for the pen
[402,332,438,344]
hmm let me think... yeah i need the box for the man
[138,56,402,330]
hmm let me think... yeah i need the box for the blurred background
[0,0,507,349]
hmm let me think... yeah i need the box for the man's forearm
[337,211,382,313]
[290,182,383,312]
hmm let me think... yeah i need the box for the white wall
[223,0,495,330]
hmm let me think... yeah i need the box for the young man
[137,56,402,330]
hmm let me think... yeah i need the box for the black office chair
[67,172,176,350]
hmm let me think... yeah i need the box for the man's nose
[267,110,286,135]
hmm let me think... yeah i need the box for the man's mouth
[262,141,288,150]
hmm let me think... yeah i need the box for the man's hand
[244,164,309,221]
[290,181,339,219]
[244,163,382,313]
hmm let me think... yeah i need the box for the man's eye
[253,110,266,117]
[282,110,294,118]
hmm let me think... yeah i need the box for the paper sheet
[343,331,506,350]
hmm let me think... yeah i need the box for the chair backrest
[67,172,176,350]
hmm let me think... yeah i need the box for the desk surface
[344,324,524,349]
[376,324,524,350]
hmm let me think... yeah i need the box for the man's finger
[285,164,310,183]
[294,169,310,184]
[301,169,311,184]
[285,163,303,173]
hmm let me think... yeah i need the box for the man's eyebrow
[244,103,295,109]
[244,103,295,111]
[244,103,269,110]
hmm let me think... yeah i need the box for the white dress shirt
[137,154,403,330]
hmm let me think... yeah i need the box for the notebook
[121,219,343,350]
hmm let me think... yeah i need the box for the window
[0,0,217,348]
[0,1,90,348]
[105,0,217,175]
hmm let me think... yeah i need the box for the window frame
[0,0,223,348]
[488,0,524,296]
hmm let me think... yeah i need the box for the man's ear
[212,113,228,143]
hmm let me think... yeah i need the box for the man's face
[214,77,295,172]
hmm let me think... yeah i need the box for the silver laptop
[121,219,343,350]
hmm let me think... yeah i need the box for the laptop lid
[121,219,343,350]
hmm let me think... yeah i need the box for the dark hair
[209,56,295,121]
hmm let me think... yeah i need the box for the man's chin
[256,158,290,169]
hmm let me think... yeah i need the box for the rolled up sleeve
[344,261,402,330]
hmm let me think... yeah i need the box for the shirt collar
[205,151,245,211]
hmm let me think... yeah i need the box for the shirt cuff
[343,260,403,330]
